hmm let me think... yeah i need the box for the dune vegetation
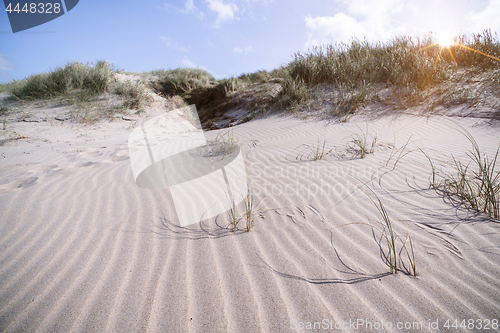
[1,29,499,124]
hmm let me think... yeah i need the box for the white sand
[1,102,499,332]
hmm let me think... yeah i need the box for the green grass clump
[151,67,216,97]
[344,180,416,276]
[443,129,499,219]
[205,130,237,158]
[114,80,151,110]
[238,70,272,84]
[293,137,328,161]
[419,126,499,220]
[226,178,262,232]
[10,61,114,101]
[349,130,377,159]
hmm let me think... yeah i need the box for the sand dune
[1,108,499,332]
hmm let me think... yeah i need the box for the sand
[1,98,500,332]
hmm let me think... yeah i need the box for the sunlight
[435,32,456,48]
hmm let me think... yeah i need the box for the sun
[435,32,456,48]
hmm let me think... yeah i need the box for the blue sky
[1,0,499,83]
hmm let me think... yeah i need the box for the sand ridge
[0,104,500,332]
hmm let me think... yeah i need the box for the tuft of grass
[238,70,272,84]
[348,127,377,159]
[205,130,238,159]
[442,128,499,219]
[226,178,263,232]
[418,147,441,189]
[293,137,329,161]
[10,61,114,101]
[114,80,152,111]
[385,135,415,170]
[343,180,416,276]
[151,67,215,97]
[280,74,308,106]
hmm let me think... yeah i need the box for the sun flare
[435,32,456,48]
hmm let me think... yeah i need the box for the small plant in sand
[1,128,26,145]
[348,129,377,159]
[385,135,415,169]
[226,179,263,232]
[293,137,329,161]
[206,130,237,158]
[342,180,416,276]
[418,147,441,189]
[441,128,499,219]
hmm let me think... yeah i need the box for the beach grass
[385,135,415,170]
[418,125,499,220]
[1,30,499,126]
[443,129,499,219]
[419,147,441,189]
[226,178,262,232]
[8,61,114,102]
[206,129,237,159]
[114,80,152,111]
[293,137,328,161]
[275,29,499,117]
[344,179,417,276]
[348,127,377,159]
[151,67,216,97]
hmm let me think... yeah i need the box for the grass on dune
[226,177,263,232]
[277,29,500,117]
[151,67,216,97]
[440,130,498,219]
[9,61,114,101]
[348,126,378,159]
[1,29,499,125]
[205,129,238,159]
[1,61,155,122]
[418,124,499,220]
[291,137,329,161]
[343,180,416,276]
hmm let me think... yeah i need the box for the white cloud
[0,54,15,72]
[160,36,189,53]
[234,45,253,54]
[206,0,238,25]
[181,57,197,68]
[304,0,500,49]
[0,53,16,83]
[304,14,366,48]
[179,57,222,78]
[304,0,404,49]
[181,0,195,13]
[164,1,204,20]
[466,0,500,34]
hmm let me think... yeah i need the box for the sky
[1,0,499,83]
